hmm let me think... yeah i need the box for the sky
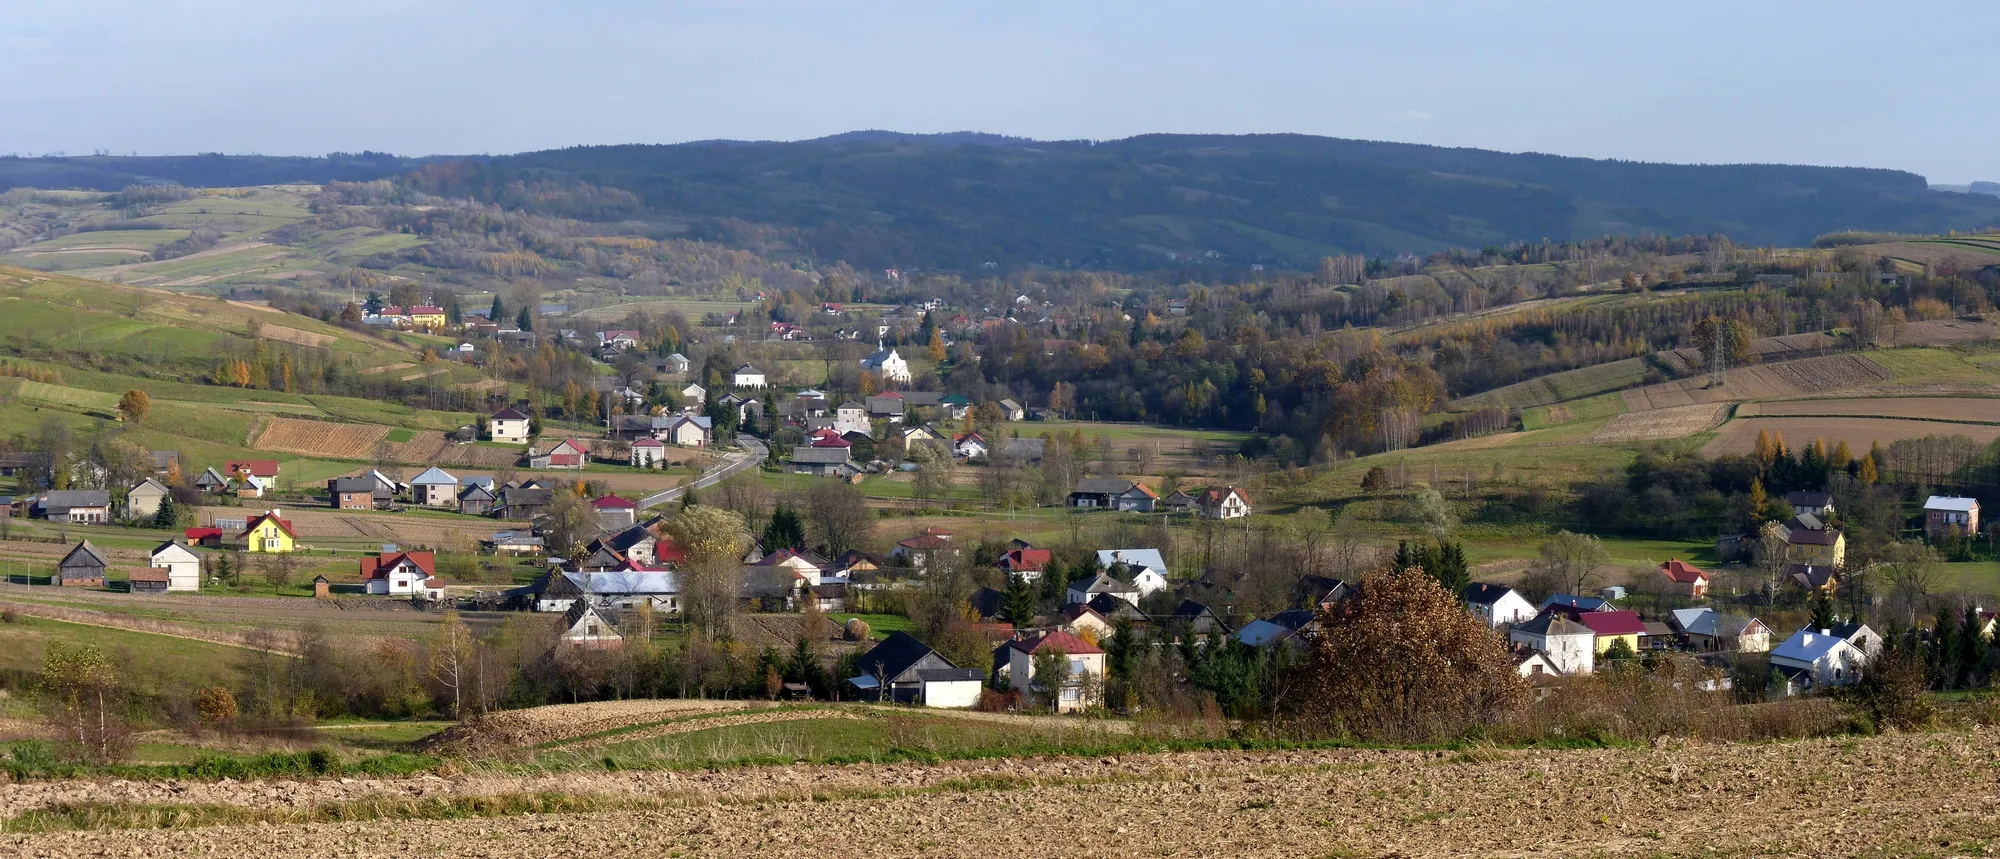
[3,0,1996,182]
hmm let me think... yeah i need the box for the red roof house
[1575,609,1648,638]
[1660,559,1710,597]
[590,494,637,511]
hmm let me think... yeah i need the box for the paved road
[638,435,766,509]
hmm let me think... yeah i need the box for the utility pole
[1709,323,1728,389]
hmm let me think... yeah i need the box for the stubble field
[1703,415,2000,456]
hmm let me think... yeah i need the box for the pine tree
[517,307,534,332]
[489,295,506,323]
[1002,573,1038,626]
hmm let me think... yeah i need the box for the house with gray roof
[409,467,459,507]
[39,490,111,524]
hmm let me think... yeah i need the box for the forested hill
[9,133,2000,272]
[405,133,2000,271]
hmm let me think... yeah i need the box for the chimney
[1820,629,1831,637]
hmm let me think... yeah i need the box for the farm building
[55,541,108,587]
[39,490,111,524]
[846,631,983,707]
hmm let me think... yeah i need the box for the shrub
[193,687,238,725]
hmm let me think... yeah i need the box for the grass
[1457,357,1653,411]
[385,428,416,443]
[1519,392,1629,430]
[0,615,251,695]
[827,613,915,634]
[1866,347,1975,379]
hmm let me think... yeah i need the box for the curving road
[638,435,766,509]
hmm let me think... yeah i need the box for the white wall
[922,680,982,708]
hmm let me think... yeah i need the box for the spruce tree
[1003,573,1039,626]
[489,295,506,324]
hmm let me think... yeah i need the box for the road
[638,435,766,509]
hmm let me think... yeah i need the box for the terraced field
[1704,416,2000,456]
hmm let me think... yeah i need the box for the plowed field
[1704,416,2000,456]
[254,416,389,458]
[1620,352,1893,411]
[1740,396,2000,422]
[1586,402,1730,442]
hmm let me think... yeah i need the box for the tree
[805,480,870,558]
[1030,646,1071,712]
[489,295,506,323]
[927,327,947,363]
[193,686,238,725]
[37,641,131,765]
[1879,539,1942,626]
[761,502,805,551]
[1408,487,1456,540]
[544,489,595,557]
[1527,531,1609,598]
[1600,636,1638,666]
[1001,573,1039,626]
[665,505,751,640]
[517,306,535,332]
[116,389,150,423]
[1293,566,1526,742]
[428,611,476,720]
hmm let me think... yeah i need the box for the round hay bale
[844,617,871,641]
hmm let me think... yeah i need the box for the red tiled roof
[226,459,281,477]
[409,306,443,315]
[546,454,582,466]
[237,512,297,539]
[653,535,687,564]
[1001,548,1052,570]
[810,435,852,448]
[1661,559,1709,584]
[1576,610,1647,637]
[360,551,436,580]
[632,438,665,447]
[129,568,170,583]
[1010,630,1103,655]
[591,495,636,509]
[185,527,222,540]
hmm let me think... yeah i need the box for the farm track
[8,730,2000,856]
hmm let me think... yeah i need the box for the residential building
[329,477,377,510]
[55,541,109,587]
[1539,593,1614,614]
[1508,614,1596,675]
[125,478,169,521]
[149,450,179,477]
[409,466,459,507]
[40,490,112,524]
[788,444,855,477]
[866,392,905,421]
[1165,599,1228,639]
[224,460,281,494]
[1785,563,1839,594]
[1780,513,1845,568]
[1669,608,1772,653]
[498,487,553,520]
[1460,582,1536,629]
[660,353,691,374]
[999,631,1105,712]
[1068,478,1158,512]
[194,467,231,495]
[1060,604,1114,640]
[681,382,706,402]
[406,305,446,330]
[529,438,588,470]
[560,601,624,648]
[360,550,439,597]
[1829,621,1883,657]
[486,530,544,555]
[598,330,641,350]
[1770,627,1867,693]
[592,495,638,531]
[1659,559,1710,598]
[1924,495,1981,539]
[665,415,713,447]
[1786,490,1835,519]
[1236,609,1321,649]
[631,437,666,468]
[1197,486,1253,519]
[859,347,911,384]
[731,363,767,388]
[147,540,201,592]
[996,398,1025,421]
[952,431,987,459]
[489,407,532,444]
[1067,571,1141,606]
[938,393,972,420]
[239,510,297,553]
[847,632,983,707]
[833,401,871,437]
[1574,609,1646,655]
[1095,548,1169,598]
[998,547,1053,582]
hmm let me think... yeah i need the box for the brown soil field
[1704,416,2000,456]
[258,324,336,348]
[1620,353,1893,411]
[1891,316,1998,345]
[1655,330,1839,374]
[358,362,415,376]
[10,730,2000,857]
[1586,402,1729,442]
[197,505,501,546]
[1866,240,2000,271]
[255,416,390,458]
[1740,396,2000,422]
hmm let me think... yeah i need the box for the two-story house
[489,407,532,444]
[1924,495,1981,539]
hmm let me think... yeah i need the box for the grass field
[1865,346,1978,378]
[0,615,249,697]
[1457,357,1653,411]
[1519,392,1629,429]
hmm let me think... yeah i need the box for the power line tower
[1708,324,1728,389]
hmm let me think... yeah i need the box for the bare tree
[428,611,475,720]
[805,480,871,558]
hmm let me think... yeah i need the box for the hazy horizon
[4,1,1995,182]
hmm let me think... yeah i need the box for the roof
[1660,559,1710,584]
[1169,599,1217,622]
[360,550,436,580]
[968,586,1006,619]
[998,398,1022,410]
[1772,628,1857,664]
[1539,594,1612,613]
[861,348,901,366]
[566,570,681,595]
[410,466,457,485]
[1096,548,1167,575]
[1199,486,1251,506]
[733,363,764,375]
[1008,629,1103,656]
[562,600,622,634]
[1786,564,1838,587]
[42,490,111,508]
[151,540,198,560]
[1786,490,1833,507]
[913,668,984,683]
[491,406,530,421]
[1925,495,1979,513]
[60,540,109,569]
[330,477,376,493]
[128,478,168,495]
[1000,548,1052,570]
[1575,610,1646,637]
[128,568,170,583]
[237,511,298,540]
[226,459,281,477]
[632,437,665,447]
[790,445,853,464]
[855,631,950,683]
[1513,614,1592,637]
[185,527,222,540]
[501,487,554,505]
[590,494,637,510]
[1459,582,1519,606]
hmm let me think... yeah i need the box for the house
[681,382,707,402]
[859,347,912,384]
[444,481,491,515]
[1095,548,1169,597]
[898,424,941,445]
[936,393,971,420]
[1295,575,1353,609]
[185,526,223,548]
[55,541,108,587]
[1539,593,1614,614]
[1786,490,1836,519]
[560,601,624,648]
[529,438,589,470]
[405,305,446,330]
[486,530,545,555]
[1165,599,1228,639]
[1166,298,1190,316]
[1770,627,1867,693]
[138,540,199,592]
[1669,608,1772,653]
[1460,582,1536,629]
[1160,491,1199,514]
[542,569,682,614]
[1236,609,1321,649]
[1066,570,1140,606]
[998,631,1105,712]
[952,431,987,459]
[1574,610,1646,655]
[1060,604,1115,639]
[997,399,1025,421]
[1516,650,1563,681]
[498,487,554,520]
[968,586,1007,621]
[1779,514,1845,569]
[224,460,280,494]
[833,401,871,437]
[630,437,666,468]
[809,582,847,612]
[598,330,641,351]
[1660,559,1710,598]
[39,490,111,524]
[1068,478,1158,512]
[1508,614,1596,675]
[1197,486,1253,519]
[1830,621,1883,657]
[998,547,1053,582]
[1785,563,1839,594]
[1085,592,1149,626]
[409,467,459,507]
[328,477,378,510]
[731,364,767,388]
[194,467,231,495]
[238,510,297,553]
[592,494,638,530]
[664,415,713,447]
[747,547,828,591]
[847,632,983,707]
[148,450,179,477]
[788,445,855,477]
[892,527,960,571]
[660,353,691,374]
[1924,496,1981,539]
[360,550,440,597]
[865,392,905,420]
[489,407,532,444]
[125,478,169,521]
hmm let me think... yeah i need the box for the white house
[631,437,666,468]
[833,401,872,437]
[489,406,531,444]
[731,364,767,388]
[661,353,691,374]
[147,540,202,592]
[859,346,911,383]
[1770,627,1867,694]
[1508,614,1596,675]
[681,382,707,402]
[1000,631,1105,713]
[1067,571,1140,606]
[409,466,459,507]
[1197,486,1253,519]
[361,550,441,598]
[1460,582,1537,629]
[665,415,713,447]
[952,432,988,459]
[1095,548,1169,597]
[560,601,624,648]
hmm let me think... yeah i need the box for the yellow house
[1577,610,1645,655]
[1782,515,1845,569]
[239,510,297,553]
[407,306,447,331]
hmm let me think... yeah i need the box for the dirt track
[8,729,2000,856]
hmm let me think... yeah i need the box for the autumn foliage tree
[1292,566,1526,742]
[116,389,150,422]
[38,642,133,765]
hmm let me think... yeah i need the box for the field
[1585,402,1730,442]
[1618,352,1894,411]
[1863,238,2000,270]
[1740,396,2000,423]
[1455,356,1652,410]
[6,729,2000,855]
[1703,416,2000,456]
[253,416,391,458]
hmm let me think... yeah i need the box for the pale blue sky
[2,1,1994,181]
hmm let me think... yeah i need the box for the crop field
[1739,396,2000,423]
[256,324,336,347]
[1518,392,1627,429]
[1618,352,1894,411]
[1454,356,1652,410]
[1865,239,2000,270]
[1703,416,2000,456]
[195,505,500,546]
[254,416,390,458]
[1586,402,1730,442]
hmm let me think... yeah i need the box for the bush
[1839,647,1935,732]
[193,687,238,725]
[1,607,15,624]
